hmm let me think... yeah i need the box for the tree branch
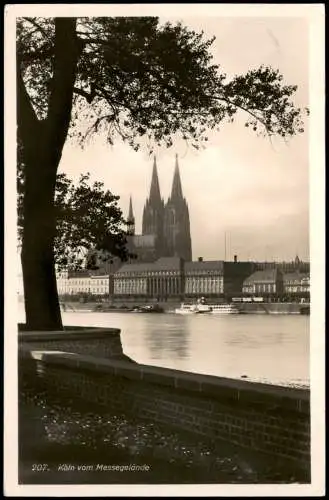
[22,17,53,43]
[73,86,95,103]
[208,93,275,133]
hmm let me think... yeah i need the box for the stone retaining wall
[18,326,134,362]
[19,349,310,477]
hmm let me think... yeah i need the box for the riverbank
[237,302,310,315]
[60,301,310,315]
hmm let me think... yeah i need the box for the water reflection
[143,316,190,360]
[18,303,309,387]
[225,330,284,347]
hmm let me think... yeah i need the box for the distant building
[56,268,69,295]
[55,257,310,301]
[126,195,135,236]
[283,272,310,295]
[141,156,166,260]
[114,262,149,296]
[127,233,158,263]
[113,257,185,299]
[223,261,257,296]
[129,155,192,263]
[112,258,256,300]
[184,260,224,297]
[66,270,91,295]
[89,275,110,296]
[56,269,110,297]
[162,155,192,262]
[242,269,284,296]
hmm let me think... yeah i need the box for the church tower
[164,155,192,261]
[127,195,135,235]
[142,156,165,257]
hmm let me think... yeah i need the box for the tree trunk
[21,155,62,330]
[18,18,82,330]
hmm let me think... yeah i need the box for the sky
[58,16,310,263]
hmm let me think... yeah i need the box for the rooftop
[154,257,183,270]
[115,256,183,274]
[185,261,224,272]
[283,272,310,282]
[243,269,279,284]
[67,270,91,279]
[115,262,153,273]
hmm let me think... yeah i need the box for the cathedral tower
[164,155,192,261]
[142,156,165,257]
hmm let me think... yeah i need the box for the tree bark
[18,18,82,330]
[21,157,62,330]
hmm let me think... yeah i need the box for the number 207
[32,464,49,472]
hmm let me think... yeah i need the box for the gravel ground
[18,387,306,485]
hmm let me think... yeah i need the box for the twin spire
[129,154,184,220]
[148,154,184,202]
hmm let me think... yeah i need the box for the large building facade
[112,258,255,301]
[113,257,185,299]
[58,270,110,296]
[55,260,310,301]
[184,260,224,297]
[129,155,192,263]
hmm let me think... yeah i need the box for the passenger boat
[210,303,240,314]
[175,298,240,315]
[174,303,209,314]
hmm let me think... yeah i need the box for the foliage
[17,16,307,155]
[17,165,132,270]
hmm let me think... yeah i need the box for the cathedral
[127,155,192,262]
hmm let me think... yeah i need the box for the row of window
[114,285,147,295]
[244,284,310,294]
[185,284,223,293]
[115,279,146,285]
[284,286,310,292]
[116,271,180,278]
[59,286,108,293]
[186,278,223,289]
[186,277,223,283]
[114,282,147,289]
[243,284,277,293]
[68,280,109,286]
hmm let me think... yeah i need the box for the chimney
[234,255,238,263]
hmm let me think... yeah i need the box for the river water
[27,308,309,389]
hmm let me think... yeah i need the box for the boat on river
[131,304,164,313]
[175,298,240,315]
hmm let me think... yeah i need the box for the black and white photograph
[4,3,325,496]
